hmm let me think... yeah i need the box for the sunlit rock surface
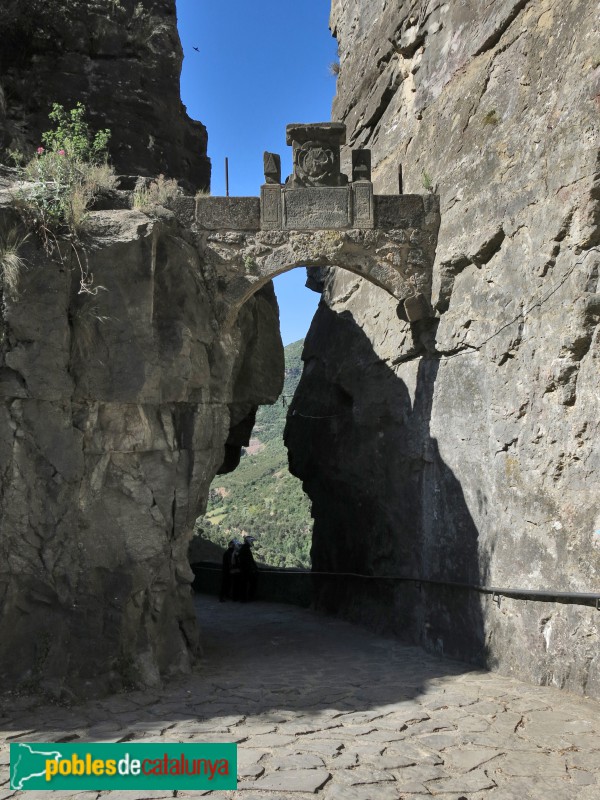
[286,0,600,697]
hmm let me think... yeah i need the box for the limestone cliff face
[0,0,209,188]
[287,0,599,696]
[0,185,283,696]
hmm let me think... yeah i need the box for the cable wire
[438,259,583,360]
[192,564,600,608]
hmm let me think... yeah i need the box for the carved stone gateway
[194,122,440,325]
[261,122,374,231]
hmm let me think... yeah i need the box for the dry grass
[0,224,28,296]
[17,155,117,235]
[66,162,117,232]
[133,174,180,212]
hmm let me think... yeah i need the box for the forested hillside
[192,340,312,568]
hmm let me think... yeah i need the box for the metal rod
[225,157,229,197]
[398,163,403,194]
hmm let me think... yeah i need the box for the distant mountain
[191,339,312,568]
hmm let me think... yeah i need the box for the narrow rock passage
[1,597,599,799]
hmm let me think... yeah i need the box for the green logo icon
[10,742,237,791]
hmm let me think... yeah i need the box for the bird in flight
[193,46,200,52]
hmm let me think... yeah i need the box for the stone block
[283,187,352,230]
[195,197,260,230]
[286,122,348,187]
[263,152,281,184]
[404,293,434,322]
[352,182,375,229]
[260,184,283,230]
[169,196,196,227]
[352,149,372,182]
[375,194,427,229]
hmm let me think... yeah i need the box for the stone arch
[192,121,440,329]
[195,199,440,329]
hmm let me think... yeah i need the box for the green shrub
[15,103,114,239]
[421,169,434,192]
[41,102,110,164]
[12,103,115,292]
[482,109,500,126]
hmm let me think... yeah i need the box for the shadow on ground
[3,597,599,800]
[0,596,480,738]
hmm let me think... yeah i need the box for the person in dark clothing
[220,540,236,602]
[238,536,258,602]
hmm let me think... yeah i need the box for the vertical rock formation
[0,1,282,696]
[0,195,283,697]
[0,0,209,188]
[286,0,599,696]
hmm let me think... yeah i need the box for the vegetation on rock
[133,174,180,213]
[15,102,113,232]
[10,102,115,293]
[0,224,28,298]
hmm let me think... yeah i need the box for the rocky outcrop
[287,0,600,697]
[0,184,282,697]
[0,0,209,189]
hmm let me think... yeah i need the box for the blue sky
[176,0,337,345]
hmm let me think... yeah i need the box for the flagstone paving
[1,596,599,799]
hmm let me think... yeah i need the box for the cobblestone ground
[1,596,599,800]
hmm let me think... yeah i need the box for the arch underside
[197,227,438,326]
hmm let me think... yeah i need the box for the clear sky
[176,0,337,345]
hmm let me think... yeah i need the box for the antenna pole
[225,157,229,197]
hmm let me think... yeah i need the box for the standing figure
[220,540,236,602]
[238,536,258,602]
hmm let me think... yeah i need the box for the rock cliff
[287,0,599,696]
[0,184,283,696]
[0,0,281,696]
[0,0,209,189]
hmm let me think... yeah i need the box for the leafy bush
[41,102,110,164]
[12,103,115,292]
[16,103,114,234]
[482,109,500,126]
[421,169,434,192]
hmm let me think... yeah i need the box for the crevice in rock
[473,0,532,58]
[471,227,505,267]
[356,75,400,143]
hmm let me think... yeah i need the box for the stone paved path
[1,596,599,799]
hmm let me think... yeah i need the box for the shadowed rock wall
[0,0,282,698]
[0,191,283,697]
[286,0,599,696]
[0,0,209,189]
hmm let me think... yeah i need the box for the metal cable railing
[192,564,600,609]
